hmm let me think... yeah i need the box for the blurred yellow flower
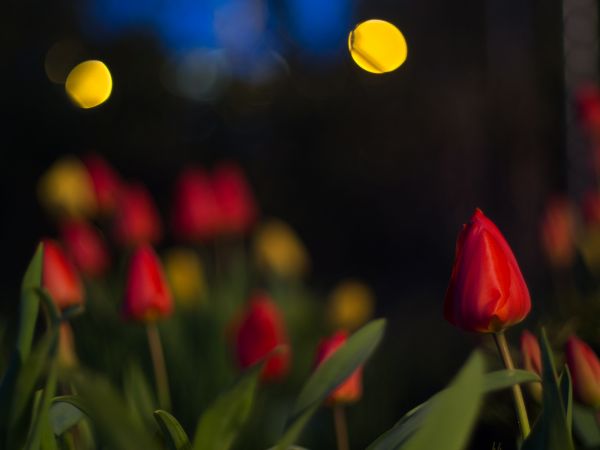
[327,280,375,331]
[38,156,97,218]
[65,60,113,109]
[348,19,408,74]
[253,219,310,279]
[58,322,79,369]
[164,248,205,306]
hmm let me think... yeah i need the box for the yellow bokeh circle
[65,60,113,109]
[348,19,407,74]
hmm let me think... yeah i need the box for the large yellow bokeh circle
[348,19,408,74]
[65,60,113,109]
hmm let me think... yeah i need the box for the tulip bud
[113,183,162,247]
[234,293,290,381]
[164,248,205,306]
[315,331,363,404]
[171,167,221,242]
[253,219,310,279]
[576,84,600,137]
[83,154,121,214]
[58,322,79,369]
[444,209,531,333]
[60,220,110,277]
[212,162,257,235]
[38,156,97,218]
[327,280,375,331]
[520,330,542,401]
[540,197,576,269]
[565,336,600,408]
[41,239,84,310]
[123,245,173,322]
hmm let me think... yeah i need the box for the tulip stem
[146,323,171,411]
[493,331,531,439]
[333,405,350,450]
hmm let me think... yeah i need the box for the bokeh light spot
[65,60,113,109]
[45,40,85,84]
[348,19,407,74]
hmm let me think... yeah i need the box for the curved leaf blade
[154,410,192,450]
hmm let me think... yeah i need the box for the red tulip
[172,167,221,242]
[41,239,84,310]
[122,245,173,322]
[60,220,110,277]
[540,197,576,269]
[83,154,121,214]
[113,183,162,247]
[234,293,290,381]
[212,162,257,235]
[576,84,600,136]
[565,336,600,408]
[444,209,531,333]
[315,331,363,404]
[520,330,542,376]
[583,191,600,228]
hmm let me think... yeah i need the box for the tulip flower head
[520,330,542,401]
[171,167,221,242]
[327,280,375,331]
[123,245,173,322]
[576,84,600,137]
[61,220,110,277]
[113,183,162,247]
[315,331,363,404]
[41,239,84,310]
[164,247,205,306]
[540,197,576,269]
[212,162,258,235]
[566,336,600,408]
[83,154,121,214]
[234,293,290,381]
[444,209,531,333]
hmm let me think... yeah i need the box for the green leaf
[482,370,540,393]
[573,404,600,448]
[124,362,157,428]
[49,401,86,436]
[192,363,262,450]
[521,329,574,450]
[30,390,59,450]
[24,358,59,450]
[292,319,386,418]
[154,410,192,450]
[273,404,319,450]
[17,244,44,361]
[559,366,573,436]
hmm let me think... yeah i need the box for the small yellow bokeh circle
[348,19,407,74]
[65,60,113,109]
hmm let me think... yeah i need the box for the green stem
[146,323,171,411]
[493,331,531,439]
[333,405,350,450]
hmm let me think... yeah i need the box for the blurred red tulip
[113,183,162,247]
[566,336,600,408]
[444,209,531,333]
[234,293,290,381]
[60,220,110,277]
[212,162,257,235]
[540,196,576,269]
[576,84,600,137]
[123,245,173,322]
[41,239,84,310]
[83,154,121,214]
[315,331,363,404]
[583,191,600,228]
[520,330,542,376]
[172,167,221,242]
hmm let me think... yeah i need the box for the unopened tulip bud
[123,245,173,322]
[83,154,121,214]
[253,219,310,279]
[212,162,257,235]
[315,331,363,404]
[234,293,290,381]
[540,197,576,269]
[444,209,531,333]
[60,220,110,277]
[164,248,205,306]
[113,183,162,247]
[327,280,375,331]
[171,167,221,242]
[38,156,97,218]
[520,330,542,401]
[41,239,84,310]
[566,336,600,408]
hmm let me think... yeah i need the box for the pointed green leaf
[154,410,192,450]
[559,366,573,435]
[573,404,600,448]
[482,370,540,393]
[49,401,86,436]
[17,244,44,361]
[273,404,319,450]
[293,319,386,418]
[124,362,157,428]
[521,329,574,450]
[192,363,262,450]
[24,358,59,450]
